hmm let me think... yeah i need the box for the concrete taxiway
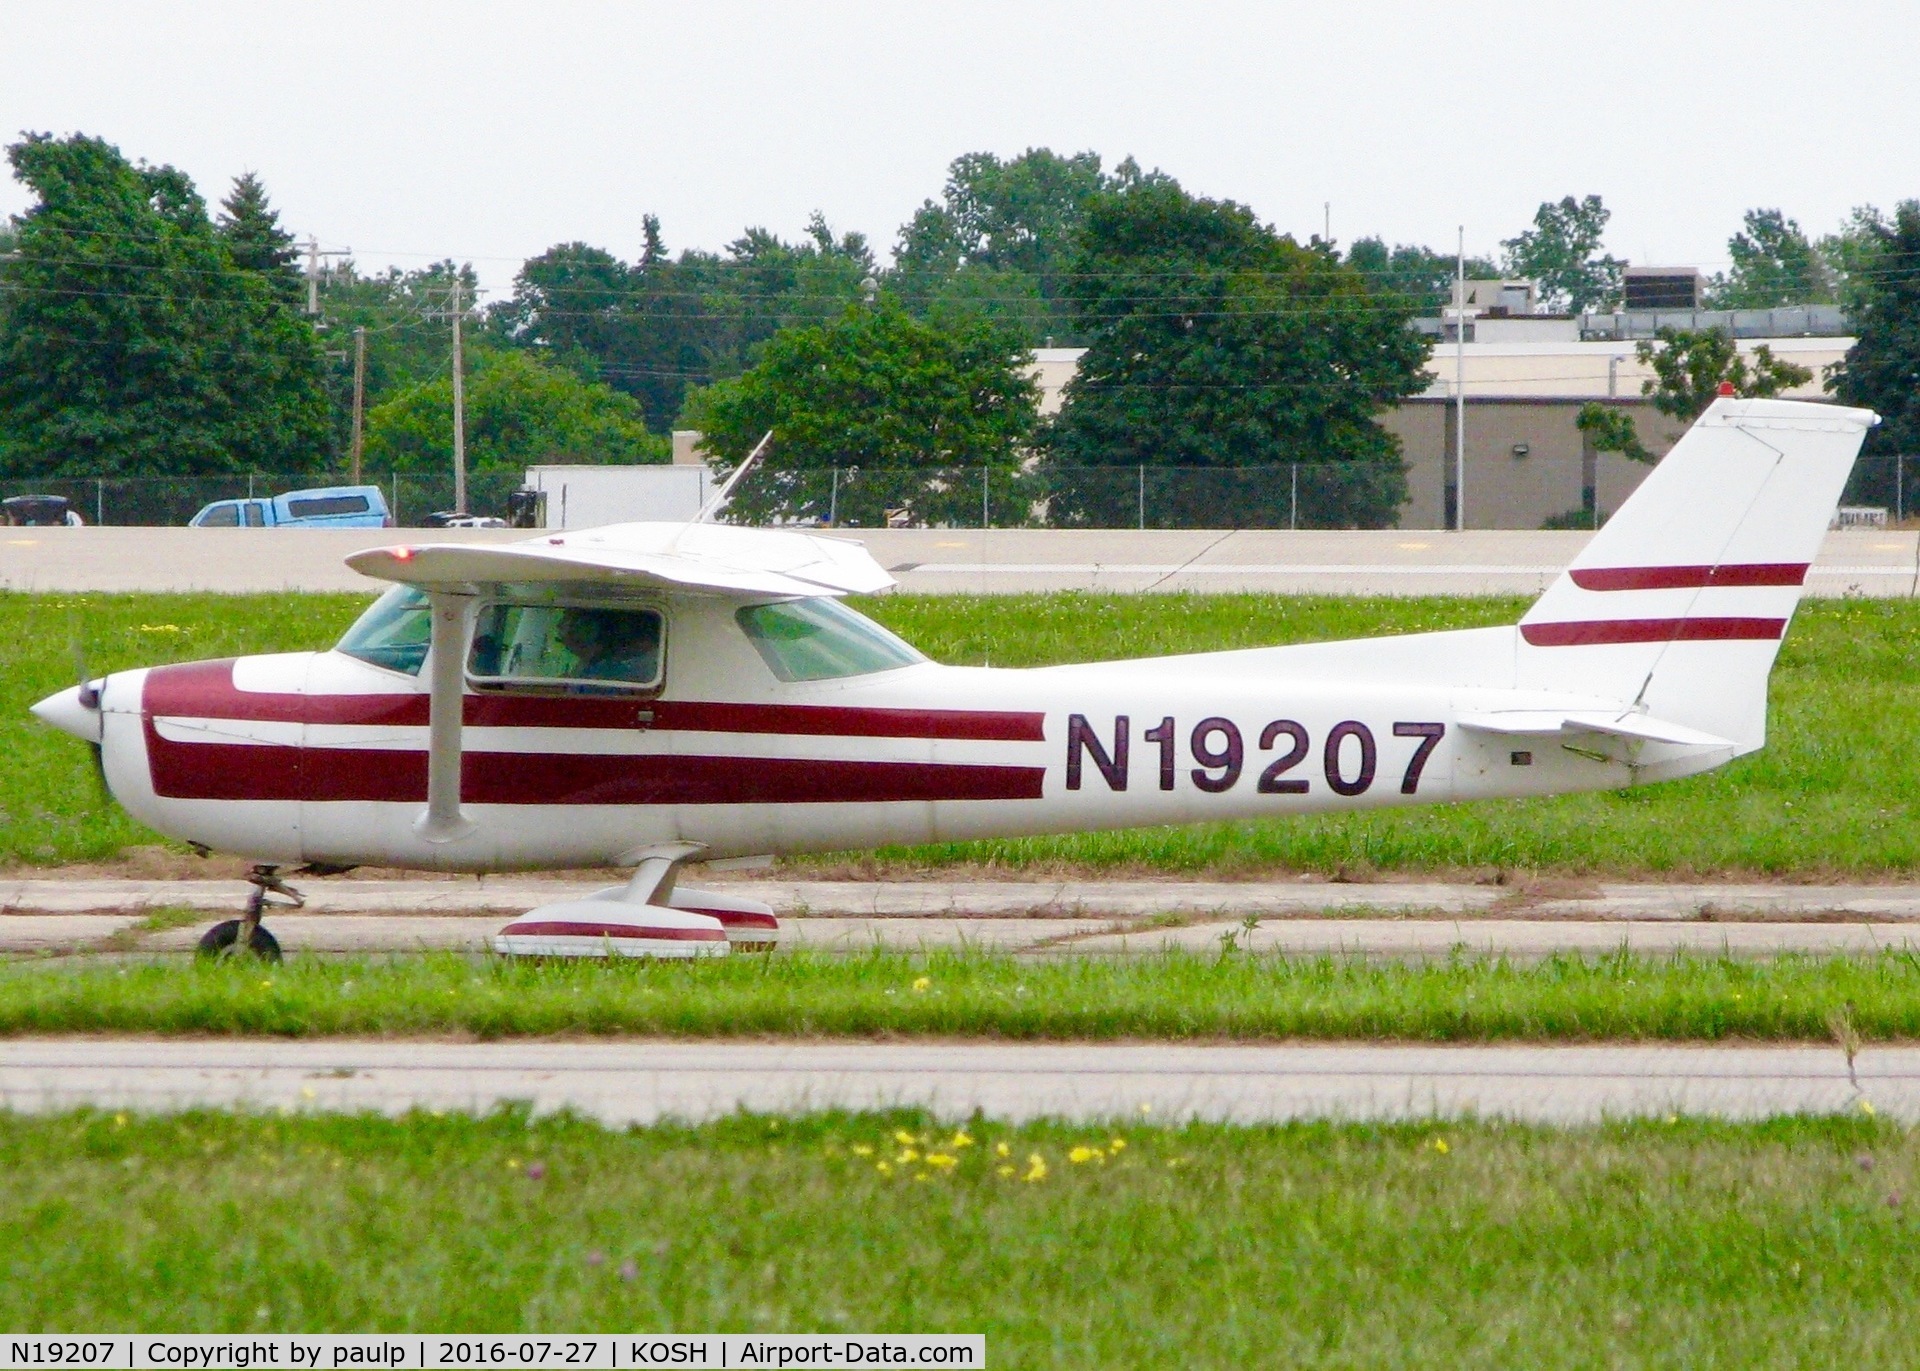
[5,527,1917,596]
[0,1039,1902,1124]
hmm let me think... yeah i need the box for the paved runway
[6,527,1916,595]
[0,1039,1901,1124]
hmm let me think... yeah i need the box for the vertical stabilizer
[1516,397,1875,752]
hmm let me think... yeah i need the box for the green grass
[4,949,1920,1042]
[5,1108,1919,1366]
[7,589,1920,875]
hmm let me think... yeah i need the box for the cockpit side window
[335,585,432,676]
[735,597,925,682]
[468,602,665,694]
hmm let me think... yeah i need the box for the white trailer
[524,465,716,530]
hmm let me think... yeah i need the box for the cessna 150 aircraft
[32,396,1875,959]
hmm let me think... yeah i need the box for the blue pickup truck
[188,485,394,529]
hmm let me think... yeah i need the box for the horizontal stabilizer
[1456,710,1735,750]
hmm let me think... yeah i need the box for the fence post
[982,467,990,529]
[1137,465,1145,531]
[1898,455,1905,525]
[828,468,839,527]
[96,478,105,527]
[391,472,399,526]
[1290,464,1298,531]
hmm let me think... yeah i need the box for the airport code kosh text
[0,1338,983,1370]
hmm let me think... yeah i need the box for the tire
[195,919,283,962]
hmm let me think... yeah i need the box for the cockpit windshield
[336,585,432,676]
[735,598,925,682]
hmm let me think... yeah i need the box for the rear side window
[197,503,240,527]
[736,598,924,682]
[242,502,267,526]
[287,494,371,519]
[469,603,665,693]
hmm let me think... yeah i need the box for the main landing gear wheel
[195,920,283,962]
[195,864,302,963]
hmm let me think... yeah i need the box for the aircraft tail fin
[1515,396,1875,754]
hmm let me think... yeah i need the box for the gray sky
[3,0,1914,299]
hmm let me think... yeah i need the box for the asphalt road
[0,1039,1901,1124]
[5,527,1916,595]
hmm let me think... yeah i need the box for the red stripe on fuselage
[1519,617,1787,647]
[141,659,1044,740]
[496,921,724,942]
[141,716,1044,805]
[1568,563,1809,591]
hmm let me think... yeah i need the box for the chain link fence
[7,455,1913,529]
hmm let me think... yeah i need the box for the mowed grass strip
[6,949,1920,1041]
[6,589,1920,874]
[5,1108,1920,1366]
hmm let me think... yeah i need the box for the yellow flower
[112,1113,127,1129]
[851,1144,873,1157]
[949,1131,974,1149]
[995,1141,1011,1157]
[258,979,274,990]
[997,1164,1015,1179]
[876,1161,893,1176]
[1024,1153,1049,1182]
[1138,1102,1153,1115]
[1069,1145,1099,1164]
[1166,1157,1188,1169]
[1109,1137,1127,1151]
[911,976,931,993]
[1431,1138,1450,1155]
[506,1158,521,1170]
[897,1148,920,1164]
[894,1129,917,1146]
[925,1153,958,1170]
[1860,1098,1878,1117]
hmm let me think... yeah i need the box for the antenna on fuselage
[690,430,774,526]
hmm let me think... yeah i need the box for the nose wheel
[196,866,303,962]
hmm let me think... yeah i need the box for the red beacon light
[390,546,416,562]
[1718,381,1737,396]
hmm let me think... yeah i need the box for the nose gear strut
[195,865,304,962]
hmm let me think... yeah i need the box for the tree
[1344,238,1498,314]
[0,133,331,478]
[1039,176,1430,528]
[893,148,1116,341]
[216,171,304,309]
[1501,195,1624,313]
[1577,327,1813,465]
[679,298,1040,526]
[1707,209,1832,309]
[1828,201,1920,507]
[362,347,666,474]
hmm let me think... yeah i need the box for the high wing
[345,521,895,598]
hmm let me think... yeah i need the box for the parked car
[2,495,83,526]
[422,511,508,529]
[188,485,393,529]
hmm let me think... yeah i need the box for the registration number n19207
[1065,715,1445,798]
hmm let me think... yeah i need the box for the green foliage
[1829,201,1920,495]
[0,134,331,478]
[1707,208,1833,308]
[1500,195,1624,313]
[1575,402,1653,464]
[679,299,1039,525]
[1344,238,1498,314]
[1041,175,1428,529]
[893,148,1117,342]
[1638,327,1813,420]
[1573,328,1813,464]
[362,347,665,474]
[214,170,304,310]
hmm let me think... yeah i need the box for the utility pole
[1454,226,1467,533]
[350,326,367,484]
[303,235,351,317]
[451,277,468,515]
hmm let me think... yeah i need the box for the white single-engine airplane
[33,396,1875,959]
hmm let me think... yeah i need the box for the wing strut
[415,591,476,843]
